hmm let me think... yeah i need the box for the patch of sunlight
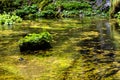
[113,29,120,49]
[8,55,20,59]
[0,30,27,36]
[1,65,20,75]
[30,25,41,28]
[22,18,88,30]
[80,37,93,41]
[30,25,66,30]
[0,76,24,80]
[11,54,73,80]
[52,58,72,68]
[62,18,79,23]
[82,31,99,37]
[116,19,120,26]
[53,23,68,27]
[38,57,72,80]
[50,22,84,29]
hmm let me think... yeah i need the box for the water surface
[0,17,120,80]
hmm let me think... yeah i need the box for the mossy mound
[19,31,52,52]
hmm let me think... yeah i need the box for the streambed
[0,17,120,80]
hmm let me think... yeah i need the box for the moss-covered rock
[19,31,52,52]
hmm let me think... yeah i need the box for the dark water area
[1,17,120,80]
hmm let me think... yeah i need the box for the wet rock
[115,57,120,63]
[93,58,100,63]
[94,50,104,54]
[84,68,95,72]
[80,49,90,54]
[94,45,101,50]
[18,57,24,61]
[99,58,114,63]
[19,40,52,52]
[104,68,119,78]
[101,43,114,50]
[104,53,115,57]
[102,2,110,12]
[84,59,92,63]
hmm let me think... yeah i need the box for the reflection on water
[96,20,115,50]
[0,18,120,80]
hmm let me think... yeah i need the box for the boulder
[19,32,52,52]
[102,1,111,12]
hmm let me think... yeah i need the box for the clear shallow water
[0,17,120,80]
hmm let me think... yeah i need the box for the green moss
[15,4,38,19]
[62,1,91,10]
[19,31,52,51]
[38,0,52,10]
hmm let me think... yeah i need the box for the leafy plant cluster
[35,10,56,18]
[19,31,52,45]
[0,13,22,25]
[17,1,102,19]
[44,3,57,11]
[115,12,120,19]
[19,31,52,51]
[40,1,94,18]
[35,1,92,18]
[0,0,19,13]
[0,0,109,19]
[62,10,80,17]
[0,0,43,13]
[15,4,38,19]
[63,1,91,10]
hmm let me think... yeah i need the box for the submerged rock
[19,31,52,52]
[18,57,24,61]
[104,68,119,77]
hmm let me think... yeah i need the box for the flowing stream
[0,17,120,80]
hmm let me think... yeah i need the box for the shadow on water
[62,19,120,80]
[85,20,120,79]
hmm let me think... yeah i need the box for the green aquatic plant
[35,10,56,18]
[62,10,79,17]
[38,0,53,10]
[62,1,91,10]
[115,11,120,19]
[110,0,120,18]
[19,31,52,52]
[15,4,38,19]
[42,1,92,18]
[0,13,22,25]
[44,3,57,11]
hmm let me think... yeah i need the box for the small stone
[18,57,24,61]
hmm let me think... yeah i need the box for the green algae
[0,18,120,80]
